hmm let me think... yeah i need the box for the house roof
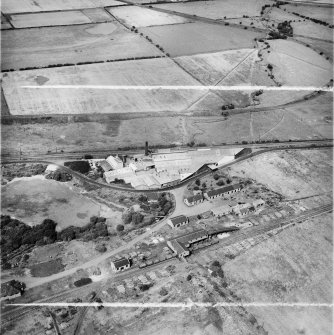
[168,240,188,255]
[186,193,203,203]
[253,199,265,206]
[206,183,243,197]
[169,229,208,246]
[112,257,130,268]
[170,215,188,225]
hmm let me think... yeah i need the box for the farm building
[207,226,239,237]
[168,215,189,229]
[204,183,243,200]
[167,228,209,257]
[106,155,124,170]
[184,193,204,206]
[211,204,233,217]
[110,257,131,272]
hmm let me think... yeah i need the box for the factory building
[106,155,124,170]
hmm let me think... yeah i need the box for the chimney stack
[145,141,149,156]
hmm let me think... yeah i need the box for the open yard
[140,22,264,57]
[1,22,161,70]
[2,57,203,115]
[107,6,191,27]
[1,175,122,231]
[153,0,271,19]
[224,213,333,335]
[1,0,125,14]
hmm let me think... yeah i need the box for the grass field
[107,6,191,27]
[224,213,333,335]
[1,0,125,14]
[1,176,107,230]
[140,22,263,57]
[229,149,333,198]
[2,57,203,115]
[1,22,161,70]
[153,0,271,19]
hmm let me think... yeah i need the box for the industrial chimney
[145,141,149,156]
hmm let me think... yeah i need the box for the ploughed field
[2,58,204,115]
[1,22,162,70]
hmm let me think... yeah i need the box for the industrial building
[106,155,124,170]
[167,229,209,257]
[204,183,243,200]
[167,215,189,229]
[110,257,131,272]
[184,193,204,206]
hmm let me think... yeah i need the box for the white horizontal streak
[21,85,334,92]
[10,302,333,308]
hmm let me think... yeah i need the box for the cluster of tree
[221,103,235,110]
[45,170,72,182]
[210,260,225,278]
[64,160,91,174]
[58,216,108,242]
[1,215,109,263]
[277,21,293,37]
[74,278,92,287]
[291,11,332,27]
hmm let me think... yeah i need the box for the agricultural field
[266,39,332,86]
[1,57,203,115]
[1,175,122,230]
[1,0,125,14]
[291,20,333,40]
[224,213,333,335]
[266,6,301,22]
[294,36,333,60]
[1,13,12,29]
[1,22,162,70]
[8,8,115,28]
[153,0,271,19]
[282,3,334,24]
[9,11,92,28]
[107,6,191,27]
[140,22,263,57]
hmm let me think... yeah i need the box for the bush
[95,244,107,253]
[139,283,153,291]
[159,287,168,296]
[195,179,201,186]
[186,274,192,281]
[116,224,125,232]
[64,161,90,174]
[74,278,92,287]
[216,180,225,186]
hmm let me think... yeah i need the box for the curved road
[1,141,332,289]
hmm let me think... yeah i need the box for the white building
[106,155,124,170]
